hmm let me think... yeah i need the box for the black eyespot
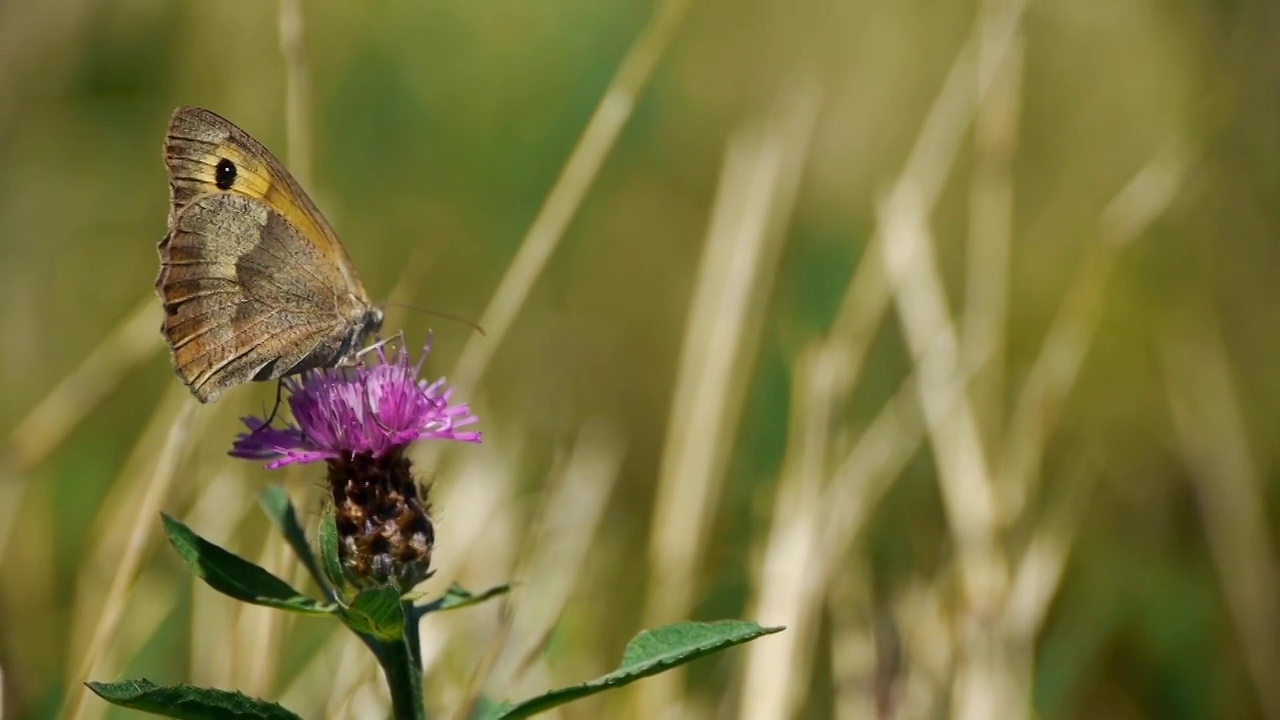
[214,158,237,190]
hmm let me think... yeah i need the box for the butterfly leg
[258,378,287,429]
[355,334,399,360]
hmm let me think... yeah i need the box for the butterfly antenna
[385,303,486,337]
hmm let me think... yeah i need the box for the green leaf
[477,620,784,720]
[259,486,329,597]
[415,582,513,617]
[467,695,508,720]
[318,507,347,596]
[340,586,405,641]
[87,678,302,720]
[161,514,332,615]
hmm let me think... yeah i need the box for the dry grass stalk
[278,0,312,188]
[1163,324,1280,720]
[61,394,198,720]
[739,343,848,720]
[445,0,694,402]
[640,78,819,719]
[6,299,161,477]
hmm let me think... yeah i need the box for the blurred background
[2,0,1278,718]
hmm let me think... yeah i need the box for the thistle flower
[230,337,480,590]
[230,339,480,468]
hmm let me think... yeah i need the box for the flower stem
[404,599,423,667]
[377,601,426,720]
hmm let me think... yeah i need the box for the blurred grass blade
[277,0,311,188]
[641,78,819,715]
[87,679,302,720]
[1163,322,1280,720]
[478,621,783,720]
[259,486,330,599]
[161,514,332,615]
[445,0,693,403]
[738,343,848,720]
[339,586,404,641]
[999,143,1188,509]
[1,298,162,562]
[7,297,161,474]
[62,391,199,720]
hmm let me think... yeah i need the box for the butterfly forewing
[155,106,381,403]
[163,108,361,285]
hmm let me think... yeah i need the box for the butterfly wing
[163,106,369,302]
[157,193,375,403]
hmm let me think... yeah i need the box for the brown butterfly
[155,106,383,403]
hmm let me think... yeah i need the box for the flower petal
[227,337,481,468]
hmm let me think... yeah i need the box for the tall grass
[0,0,1274,719]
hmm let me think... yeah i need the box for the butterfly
[155,106,383,403]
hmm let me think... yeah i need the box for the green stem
[404,599,423,667]
[377,601,426,720]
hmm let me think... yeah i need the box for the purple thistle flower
[230,337,481,469]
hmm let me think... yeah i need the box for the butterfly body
[156,106,382,403]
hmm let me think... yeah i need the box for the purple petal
[227,336,481,468]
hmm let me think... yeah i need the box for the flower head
[230,337,480,469]
[230,336,479,591]
[327,450,436,591]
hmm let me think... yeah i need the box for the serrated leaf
[477,620,784,720]
[259,487,328,597]
[617,620,780,666]
[87,678,302,720]
[161,514,332,615]
[416,582,513,617]
[318,508,347,595]
[340,586,404,641]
